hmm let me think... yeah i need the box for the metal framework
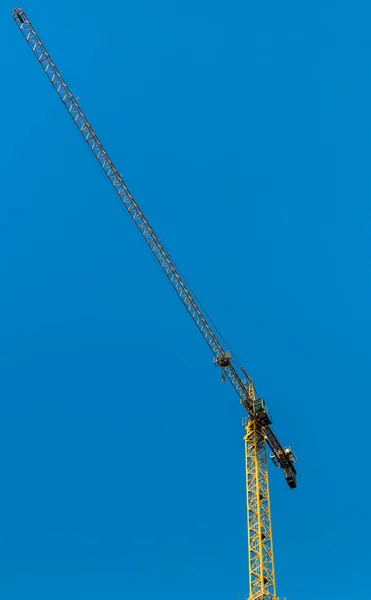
[12,8,298,599]
[244,419,275,600]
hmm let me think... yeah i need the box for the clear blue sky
[2,1,370,599]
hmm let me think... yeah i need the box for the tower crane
[12,8,297,600]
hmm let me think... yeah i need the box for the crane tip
[11,8,25,22]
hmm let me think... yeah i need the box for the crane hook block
[215,352,231,369]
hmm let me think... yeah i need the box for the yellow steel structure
[12,9,298,600]
[244,419,276,600]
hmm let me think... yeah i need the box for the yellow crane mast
[12,8,297,599]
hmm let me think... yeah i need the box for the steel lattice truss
[245,420,276,600]
[11,8,251,405]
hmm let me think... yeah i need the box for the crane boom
[11,6,296,487]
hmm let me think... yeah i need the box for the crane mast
[12,8,297,599]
